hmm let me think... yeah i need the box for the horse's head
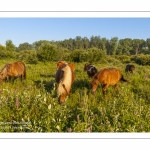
[0,66,8,83]
[58,93,68,104]
[90,74,99,95]
[57,61,68,70]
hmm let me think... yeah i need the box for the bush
[131,54,150,65]
[115,55,131,63]
[87,48,107,63]
[37,43,57,62]
[106,56,121,65]
[68,48,107,63]
[16,50,38,64]
[69,50,89,62]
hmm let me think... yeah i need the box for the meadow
[0,58,150,132]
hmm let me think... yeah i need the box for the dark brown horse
[55,61,75,104]
[125,64,135,74]
[84,63,98,78]
[0,61,26,83]
[90,68,128,97]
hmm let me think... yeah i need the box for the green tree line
[1,36,150,65]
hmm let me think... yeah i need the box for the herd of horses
[0,61,135,104]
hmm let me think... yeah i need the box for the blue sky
[0,18,150,47]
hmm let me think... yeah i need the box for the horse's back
[7,61,26,76]
[97,68,122,85]
[56,64,73,96]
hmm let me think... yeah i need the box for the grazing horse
[0,61,26,83]
[125,64,135,74]
[55,61,75,104]
[90,68,128,97]
[84,63,98,78]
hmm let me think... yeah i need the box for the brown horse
[90,68,128,97]
[55,61,75,104]
[0,61,26,83]
[125,64,135,74]
[84,63,98,78]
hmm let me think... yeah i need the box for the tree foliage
[18,42,33,51]
[37,42,57,61]
[5,40,16,52]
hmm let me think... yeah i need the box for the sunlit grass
[0,59,149,132]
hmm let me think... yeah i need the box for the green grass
[0,59,149,132]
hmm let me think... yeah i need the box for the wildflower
[77,115,80,123]
[87,125,92,132]
[48,104,51,109]
[68,128,72,132]
[16,99,19,109]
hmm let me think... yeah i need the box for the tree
[146,38,150,50]
[74,36,83,49]
[18,42,32,51]
[116,38,132,55]
[32,40,51,50]
[82,37,90,50]
[0,44,7,58]
[132,39,146,55]
[5,40,16,52]
[90,36,101,48]
[99,37,108,54]
[37,42,57,61]
[108,37,118,55]
[68,38,74,50]
[0,44,6,51]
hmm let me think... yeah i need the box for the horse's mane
[0,64,10,73]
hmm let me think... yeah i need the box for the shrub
[115,55,131,63]
[37,43,57,62]
[69,48,107,63]
[131,54,150,65]
[16,50,38,64]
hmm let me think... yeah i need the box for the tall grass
[0,59,149,132]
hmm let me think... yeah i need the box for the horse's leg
[102,84,109,98]
[7,76,10,82]
[114,84,119,92]
[12,76,15,83]
[113,84,119,96]
[5,76,9,82]
[20,75,23,82]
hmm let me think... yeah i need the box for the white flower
[48,104,51,109]
[56,125,60,130]
[44,97,46,102]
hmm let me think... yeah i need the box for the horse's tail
[120,75,129,82]
[24,66,26,80]
[20,62,26,80]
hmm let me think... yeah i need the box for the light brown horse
[0,61,26,83]
[55,61,75,104]
[90,68,128,97]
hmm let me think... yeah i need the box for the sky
[0,18,150,47]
